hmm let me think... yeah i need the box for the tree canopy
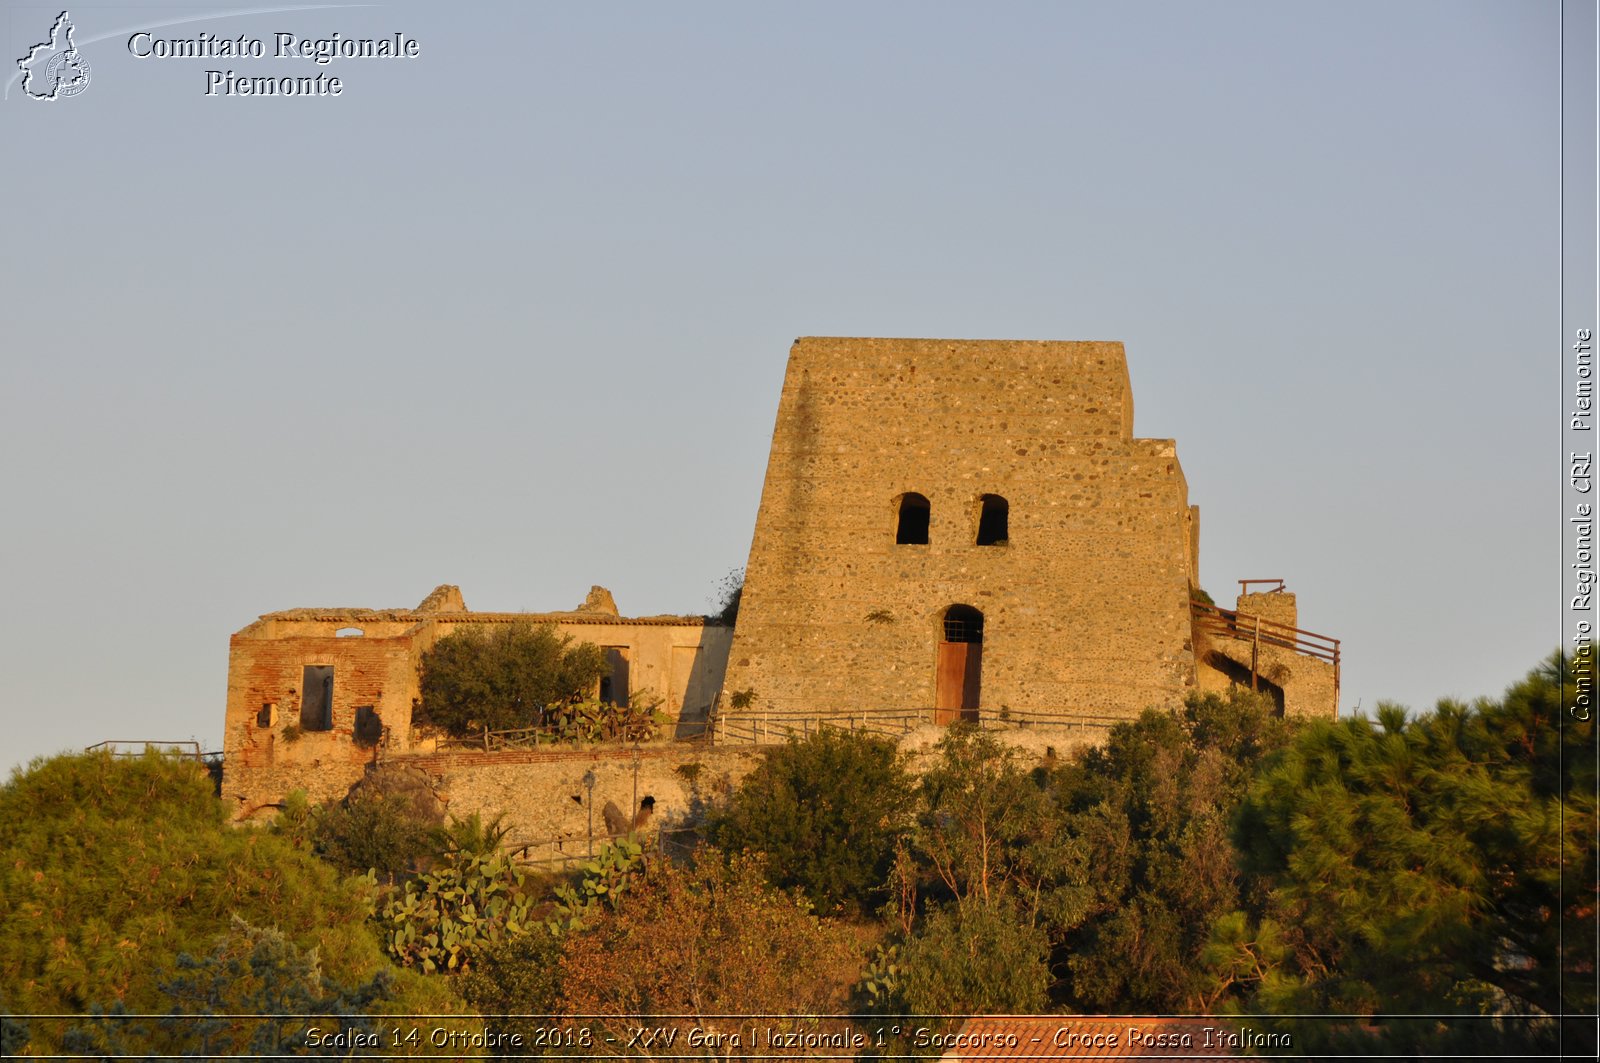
[555,852,862,1048]
[711,727,915,914]
[859,728,1083,1023]
[1054,687,1291,1011]
[0,751,460,1055]
[416,621,608,736]
[1206,649,1595,1055]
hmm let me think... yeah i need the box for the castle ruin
[724,338,1337,723]
[218,337,1338,830]
[220,585,730,817]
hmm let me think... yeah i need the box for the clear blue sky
[1,1,1566,771]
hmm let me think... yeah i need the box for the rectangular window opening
[353,705,381,747]
[300,665,334,731]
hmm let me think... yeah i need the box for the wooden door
[935,642,982,724]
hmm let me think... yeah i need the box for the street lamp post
[582,769,597,856]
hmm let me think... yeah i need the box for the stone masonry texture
[220,585,731,820]
[723,338,1202,719]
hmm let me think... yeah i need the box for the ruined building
[219,337,1338,823]
[221,584,730,815]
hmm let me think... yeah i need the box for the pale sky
[1,1,1579,772]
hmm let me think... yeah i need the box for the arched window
[976,494,1009,545]
[895,492,931,545]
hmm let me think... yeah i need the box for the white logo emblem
[18,11,92,101]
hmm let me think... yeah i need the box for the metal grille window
[943,607,984,643]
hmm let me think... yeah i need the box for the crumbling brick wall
[219,587,733,820]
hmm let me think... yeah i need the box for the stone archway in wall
[935,604,984,725]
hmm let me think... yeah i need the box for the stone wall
[724,338,1200,720]
[220,586,732,820]
[1192,589,1339,718]
[1194,629,1338,720]
[1235,590,1298,629]
[222,628,418,818]
[386,744,767,859]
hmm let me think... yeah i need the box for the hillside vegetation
[0,649,1590,1058]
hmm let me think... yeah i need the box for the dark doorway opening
[600,647,631,705]
[935,605,984,724]
[300,665,334,731]
[1204,653,1286,717]
[976,494,1009,545]
[354,705,382,747]
[896,493,931,544]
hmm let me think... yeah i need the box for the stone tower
[723,337,1201,721]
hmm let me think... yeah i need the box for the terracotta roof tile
[259,609,713,627]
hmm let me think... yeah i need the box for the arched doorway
[935,605,983,724]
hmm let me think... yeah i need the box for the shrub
[711,728,915,913]
[555,852,861,1045]
[457,932,567,1050]
[416,621,608,736]
[708,566,743,625]
[372,846,536,974]
[270,769,452,882]
[546,838,646,936]
[541,692,667,744]
[61,919,397,1058]
[892,900,1052,1017]
[0,751,460,1054]
[309,772,449,881]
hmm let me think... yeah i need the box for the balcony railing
[1191,598,1341,702]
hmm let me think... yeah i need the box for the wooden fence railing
[1190,598,1341,701]
[708,707,1127,746]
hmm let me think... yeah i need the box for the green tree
[712,728,916,914]
[1053,687,1291,1011]
[457,931,567,1054]
[1206,650,1595,1055]
[875,729,1082,1021]
[555,852,862,1049]
[892,900,1051,1016]
[62,918,397,1058]
[416,621,608,736]
[0,751,460,1055]
[312,794,443,880]
[911,728,1084,924]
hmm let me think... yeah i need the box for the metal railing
[709,706,1126,745]
[84,740,210,761]
[433,724,664,752]
[505,821,700,869]
[1190,598,1341,702]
